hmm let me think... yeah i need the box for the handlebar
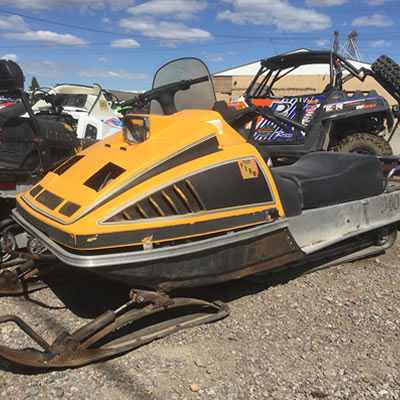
[119,75,209,115]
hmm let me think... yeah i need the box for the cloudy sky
[0,0,398,91]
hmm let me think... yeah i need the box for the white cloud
[127,0,207,20]
[0,0,134,11]
[305,0,347,6]
[120,17,212,42]
[366,0,393,5]
[102,17,111,24]
[110,38,140,48]
[207,55,224,62]
[316,39,329,47]
[22,60,73,78]
[109,0,135,11]
[3,31,89,46]
[1,53,19,62]
[371,39,392,48]
[78,67,148,80]
[97,57,107,61]
[0,15,29,32]
[352,12,393,27]
[216,0,331,32]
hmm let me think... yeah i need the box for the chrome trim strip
[12,208,288,268]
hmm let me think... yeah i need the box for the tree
[29,76,40,92]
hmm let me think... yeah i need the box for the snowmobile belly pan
[11,208,302,289]
[288,190,400,254]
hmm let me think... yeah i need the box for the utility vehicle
[229,49,400,158]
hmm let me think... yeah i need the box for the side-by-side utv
[0,57,400,368]
[229,49,400,158]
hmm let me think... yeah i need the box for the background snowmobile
[0,61,122,217]
[0,57,400,368]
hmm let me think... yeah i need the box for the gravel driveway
[0,238,399,400]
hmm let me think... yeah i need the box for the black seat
[0,102,25,129]
[0,117,38,169]
[272,152,384,216]
[212,101,259,130]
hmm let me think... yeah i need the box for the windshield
[150,57,216,114]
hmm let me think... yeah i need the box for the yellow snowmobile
[0,58,399,368]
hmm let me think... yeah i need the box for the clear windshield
[150,57,216,114]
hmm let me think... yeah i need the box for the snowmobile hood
[16,109,284,250]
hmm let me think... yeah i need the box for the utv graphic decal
[356,104,377,110]
[105,118,123,128]
[252,98,298,141]
[301,96,323,133]
[325,103,343,112]
[344,101,361,107]
[238,158,259,179]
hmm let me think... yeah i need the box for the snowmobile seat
[272,151,384,215]
[0,102,25,129]
[0,117,38,169]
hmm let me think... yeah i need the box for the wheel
[375,225,397,249]
[0,220,23,262]
[372,55,400,93]
[336,133,392,155]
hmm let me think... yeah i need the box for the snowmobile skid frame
[0,288,228,368]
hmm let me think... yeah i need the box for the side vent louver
[54,155,84,176]
[59,201,81,217]
[36,190,63,210]
[84,162,126,192]
[108,179,204,222]
[29,184,43,197]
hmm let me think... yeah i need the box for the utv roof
[262,49,355,72]
[214,49,370,77]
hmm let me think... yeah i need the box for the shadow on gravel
[20,258,324,319]
[0,357,157,400]
[0,251,375,380]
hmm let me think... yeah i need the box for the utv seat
[272,152,384,217]
[212,101,260,130]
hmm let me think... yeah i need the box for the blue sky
[0,0,398,91]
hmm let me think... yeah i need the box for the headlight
[123,116,150,144]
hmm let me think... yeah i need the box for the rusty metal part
[129,289,175,309]
[0,260,47,295]
[2,247,56,262]
[1,226,56,262]
[0,292,229,368]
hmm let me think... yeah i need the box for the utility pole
[340,31,363,61]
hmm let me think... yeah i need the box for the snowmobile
[0,61,122,215]
[0,57,400,368]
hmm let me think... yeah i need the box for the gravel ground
[0,239,399,400]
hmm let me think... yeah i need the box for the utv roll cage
[246,49,400,106]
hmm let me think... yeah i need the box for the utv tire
[336,133,392,155]
[372,55,400,93]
